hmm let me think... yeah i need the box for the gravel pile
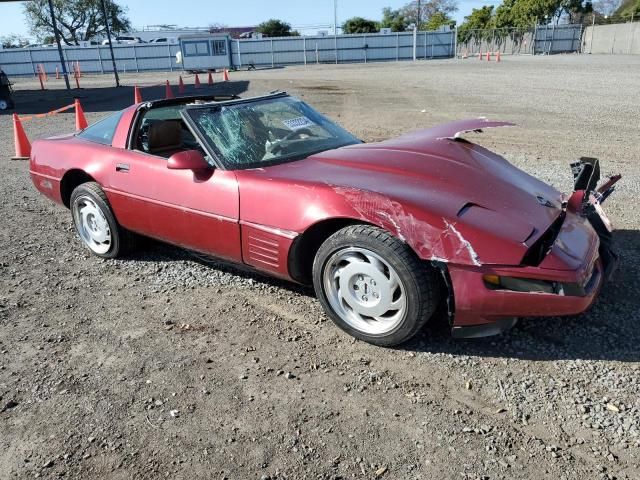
[0,55,638,479]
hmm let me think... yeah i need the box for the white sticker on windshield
[282,116,315,131]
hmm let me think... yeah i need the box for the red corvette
[29,92,620,346]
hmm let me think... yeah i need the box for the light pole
[47,0,70,90]
[100,0,120,87]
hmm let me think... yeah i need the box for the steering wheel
[282,128,316,142]
[269,128,317,154]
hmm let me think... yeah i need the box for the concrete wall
[583,22,640,54]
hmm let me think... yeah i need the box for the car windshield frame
[180,93,361,170]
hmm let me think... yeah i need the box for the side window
[77,111,123,146]
[132,106,202,157]
[212,40,227,56]
[183,41,210,57]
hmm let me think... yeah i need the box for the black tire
[312,225,441,347]
[69,182,135,259]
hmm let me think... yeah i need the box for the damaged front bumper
[449,158,620,338]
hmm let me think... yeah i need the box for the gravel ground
[1,55,639,479]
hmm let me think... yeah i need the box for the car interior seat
[146,120,183,158]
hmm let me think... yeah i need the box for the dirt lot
[1,55,639,480]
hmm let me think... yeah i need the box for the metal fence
[0,43,182,77]
[457,24,583,56]
[231,31,456,67]
[534,24,582,54]
[0,31,455,77]
[0,24,589,78]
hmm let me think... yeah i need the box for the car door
[104,126,242,264]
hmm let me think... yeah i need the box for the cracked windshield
[185,96,360,169]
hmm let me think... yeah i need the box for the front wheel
[312,225,441,347]
[70,182,134,259]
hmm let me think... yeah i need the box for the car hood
[241,119,566,266]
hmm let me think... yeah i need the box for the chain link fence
[456,24,583,57]
[457,27,534,57]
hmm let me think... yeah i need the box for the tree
[593,0,621,15]
[558,0,593,23]
[613,0,639,18]
[491,0,559,28]
[1,34,30,49]
[342,17,379,33]
[24,0,131,45]
[256,19,298,37]
[457,6,494,40]
[424,11,456,29]
[379,7,409,31]
[400,0,458,28]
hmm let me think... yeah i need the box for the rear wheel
[313,225,440,347]
[70,182,134,258]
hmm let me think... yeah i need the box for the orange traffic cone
[194,73,201,88]
[165,80,175,99]
[222,69,229,81]
[207,71,213,85]
[75,99,88,131]
[178,76,185,94]
[11,114,31,160]
[496,51,501,62]
[134,85,143,103]
[486,51,491,61]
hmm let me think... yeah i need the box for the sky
[0,0,497,39]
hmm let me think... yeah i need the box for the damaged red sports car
[29,92,620,346]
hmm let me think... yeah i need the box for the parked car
[148,37,177,44]
[28,92,620,346]
[22,43,55,48]
[102,36,144,45]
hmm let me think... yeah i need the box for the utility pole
[417,0,421,30]
[589,12,595,54]
[333,0,338,64]
[100,0,120,87]
[47,0,70,90]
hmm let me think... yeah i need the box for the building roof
[209,26,256,39]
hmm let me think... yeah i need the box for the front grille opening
[521,212,565,267]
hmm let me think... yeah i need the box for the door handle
[116,163,130,172]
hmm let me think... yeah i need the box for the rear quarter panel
[29,106,136,205]
[30,136,115,204]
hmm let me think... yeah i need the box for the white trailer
[178,34,231,71]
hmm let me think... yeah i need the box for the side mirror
[167,150,210,170]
